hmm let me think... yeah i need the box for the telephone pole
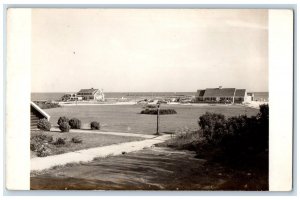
[156,103,160,135]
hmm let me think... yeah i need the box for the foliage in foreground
[71,136,83,143]
[141,109,177,115]
[166,104,269,166]
[90,121,100,130]
[30,134,53,157]
[198,104,269,158]
[57,116,69,126]
[37,118,52,131]
[69,118,81,129]
[53,137,66,146]
[162,128,204,151]
[30,133,84,157]
[59,122,70,132]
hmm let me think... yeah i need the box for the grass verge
[31,130,144,158]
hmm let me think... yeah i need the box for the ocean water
[31,92,269,102]
[31,92,196,101]
[252,92,269,101]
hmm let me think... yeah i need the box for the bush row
[57,117,100,131]
[198,104,269,159]
[36,117,100,132]
[140,109,177,115]
[30,134,83,157]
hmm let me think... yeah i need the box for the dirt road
[31,146,267,190]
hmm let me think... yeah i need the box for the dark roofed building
[203,88,235,97]
[235,89,246,97]
[234,89,247,103]
[195,87,249,104]
[77,88,99,95]
[196,89,206,102]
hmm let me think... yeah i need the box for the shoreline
[57,101,268,109]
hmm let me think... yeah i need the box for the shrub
[59,122,70,132]
[164,129,204,151]
[198,112,227,144]
[71,136,83,143]
[53,137,66,145]
[30,134,53,150]
[30,134,53,157]
[257,104,269,122]
[37,118,52,131]
[57,116,69,126]
[140,109,177,115]
[69,118,81,129]
[197,105,269,159]
[91,121,100,130]
[36,144,52,157]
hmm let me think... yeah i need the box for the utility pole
[156,103,160,135]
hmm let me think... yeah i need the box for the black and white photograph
[4,7,294,192]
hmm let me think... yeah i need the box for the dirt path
[31,146,268,190]
[31,147,226,190]
[31,134,170,171]
[50,127,155,139]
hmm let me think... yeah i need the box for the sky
[31,9,268,93]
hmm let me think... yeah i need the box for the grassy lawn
[30,130,144,158]
[45,104,259,134]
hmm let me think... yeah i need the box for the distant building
[77,88,105,101]
[247,92,255,101]
[196,86,251,104]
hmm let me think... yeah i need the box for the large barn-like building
[195,87,252,104]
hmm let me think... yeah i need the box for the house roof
[196,90,206,97]
[77,88,99,95]
[203,88,236,97]
[235,89,246,97]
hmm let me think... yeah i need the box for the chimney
[219,86,222,89]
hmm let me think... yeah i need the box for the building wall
[94,90,105,101]
[234,97,245,103]
[202,96,234,103]
[196,96,247,104]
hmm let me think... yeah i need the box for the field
[45,104,259,134]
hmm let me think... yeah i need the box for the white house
[77,88,105,101]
